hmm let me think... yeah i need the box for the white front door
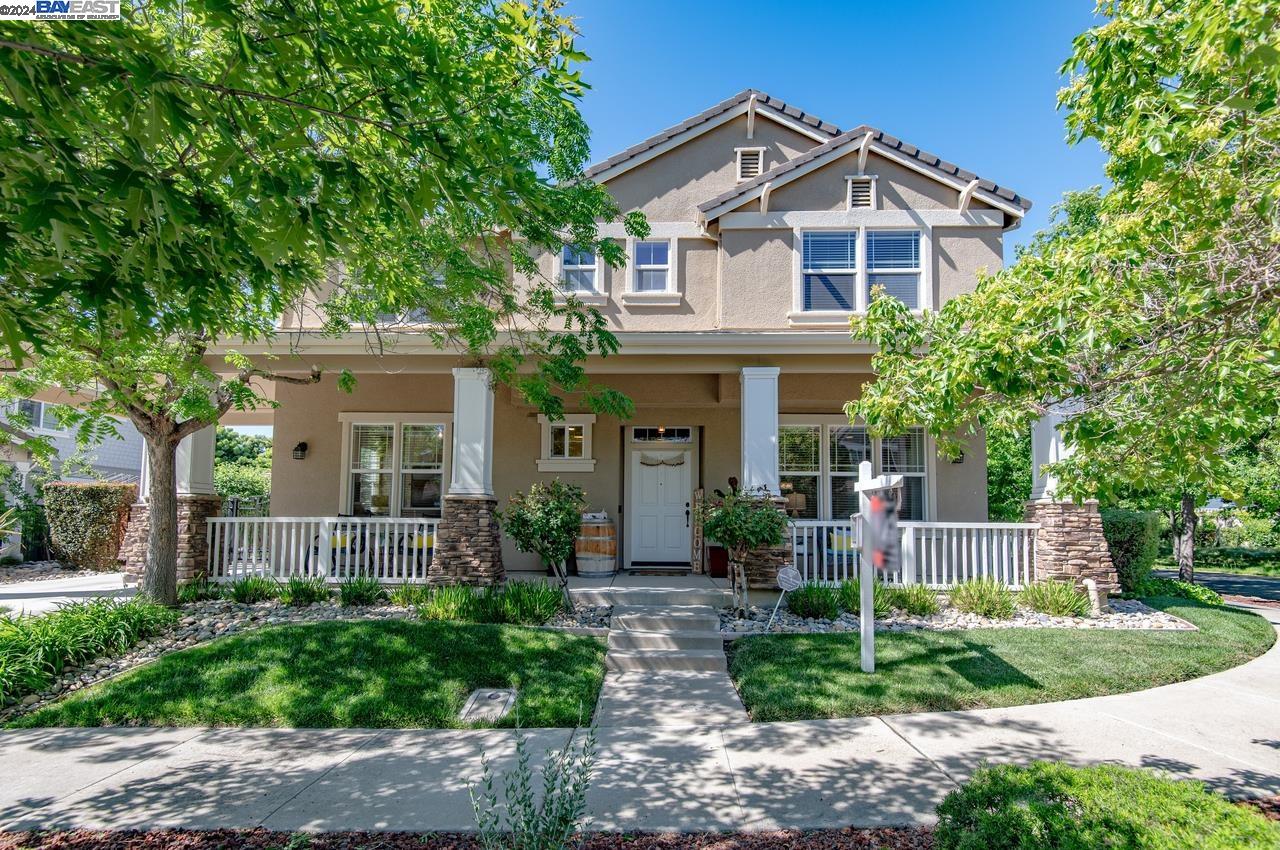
[629,449,692,564]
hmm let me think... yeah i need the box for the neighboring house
[208,89,1034,578]
[1,399,145,493]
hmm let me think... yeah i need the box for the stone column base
[743,541,792,590]
[119,494,223,585]
[1024,499,1119,597]
[428,494,505,587]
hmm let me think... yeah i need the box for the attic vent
[847,176,877,210]
[736,147,765,182]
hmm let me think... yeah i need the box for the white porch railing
[206,516,439,583]
[790,519,1038,588]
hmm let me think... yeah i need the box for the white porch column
[449,367,495,497]
[176,425,217,496]
[740,366,781,496]
[1029,410,1073,502]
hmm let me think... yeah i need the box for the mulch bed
[0,828,935,850]
[1243,796,1280,821]
[1223,594,1280,609]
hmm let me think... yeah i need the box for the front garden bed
[0,561,103,585]
[9,619,605,729]
[728,597,1275,721]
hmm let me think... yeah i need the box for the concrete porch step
[606,649,728,673]
[572,587,731,608]
[612,605,720,633]
[608,629,725,651]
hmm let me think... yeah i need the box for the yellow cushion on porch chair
[406,533,434,550]
[828,531,858,553]
[329,532,352,548]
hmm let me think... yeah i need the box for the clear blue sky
[569,0,1108,252]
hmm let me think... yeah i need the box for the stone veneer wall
[743,541,792,590]
[120,494,223,584]
[427,494,505,586]
[1024,499,1119,596]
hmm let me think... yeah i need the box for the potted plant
[699,484,789,614]
[499,480,586,610]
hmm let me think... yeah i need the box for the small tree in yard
[500,481,586,610]
[0,0,640,604]
[700,486,789,614]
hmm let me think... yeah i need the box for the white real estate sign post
[855,460,903,673]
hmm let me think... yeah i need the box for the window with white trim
[735,147,765,182]
[846,176,876,209]
[801,231,857,311]
[344,418,448,518]
[633,240,670,292]
[7,399,68,432]
[777,423,928,521]
[866,230,921,309]
[538,414,596,472]
[560,247,597,293]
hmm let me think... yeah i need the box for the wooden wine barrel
[575,518,617,576]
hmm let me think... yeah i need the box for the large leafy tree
[850,0,1280,581]
[0,0,642,603]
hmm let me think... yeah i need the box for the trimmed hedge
[1101,508,1160,592]
[936,762,1279,849]
[42,482,136,571]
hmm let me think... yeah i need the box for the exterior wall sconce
[292,442,308,460]
[951,451,965,464]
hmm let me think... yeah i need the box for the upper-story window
[633,241,670,292]
[7,399,67,433]
[801,231,857,311]
[800,229,923,313]
[735,147,765,182]
[866,230,921,310]
[561,247,598,293]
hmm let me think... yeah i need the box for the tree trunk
[143,437,180,606]
[1174,491,1197,583]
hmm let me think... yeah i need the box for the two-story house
[199,89,1033,583]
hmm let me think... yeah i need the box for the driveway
[0,604,1277,832]
[1157,569,1280,603]
[0,573,132,616]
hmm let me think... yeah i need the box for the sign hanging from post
[854,460,903,673]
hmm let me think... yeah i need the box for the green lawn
[10,620,605,729]
[728,598,1275,722]
[1157,547,1280,577]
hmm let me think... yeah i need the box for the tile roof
[697,125,1033,218]
[582,89,842,181]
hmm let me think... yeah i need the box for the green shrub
[338,576,387,606]
[1100,508,1161,592]
[836,578,891,618]
[41,482,136,571]
[935,762,1280,850]
[0,597,177,704]
[279,576,330,606]
[787,583,839,620]
[418,585,480,621]
[226,575,280,604]
[949,577,1016,619]
[1132,577,1224,606]
[1019,580,1090,617]
[388,581,431,608]
[177,579,222,604]
[1218,512,1280,550]
[886,583,940,616]
[213,462,271,500]
[487,581,564,625]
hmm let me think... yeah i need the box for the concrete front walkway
[1,606,1278,834]
[0,573,131,616]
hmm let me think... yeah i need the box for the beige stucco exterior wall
[934,227,1003,306]
[767,150,976,213]
[267,362,991,570]
[605,115,818,222]
[717,229,795,329]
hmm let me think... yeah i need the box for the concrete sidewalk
[0,573,131,616]
[2,605,1278,833]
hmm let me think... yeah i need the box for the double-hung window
[866,230,921,309]
[8,399,66,432]
[344,418,448,518]
[561,247,597,293]
[633,241,670,292]
[777,421,929,521]
[801,231,857,311]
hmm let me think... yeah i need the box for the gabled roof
[697,125,1033,222]
[583,89,842,183]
